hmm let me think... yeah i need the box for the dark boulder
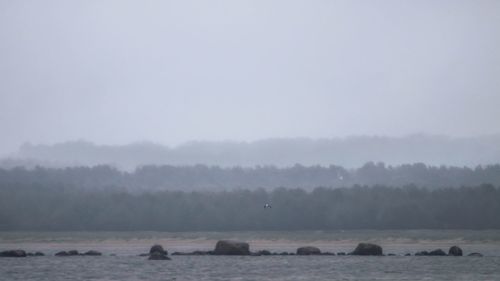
[149,244,168,255]
[297,246,321,255]
[468,252,483,257]
[428,249,446,256]
[448,246,463,256]
[148,252,171,260]
[68,250,79,256]
[351,243,383,256]
[34,252,45,256]
[404,253,412,256]
[387,253,396,256]
[279,252,289,256]
[213,240,250,255]
[0,250,27,257]
[83,250,102,256]
[337,252,346,256]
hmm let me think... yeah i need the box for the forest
[0,183,499,231]
[1,162,500,191]
[2,163,499,231]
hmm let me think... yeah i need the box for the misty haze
[1,1,500,280]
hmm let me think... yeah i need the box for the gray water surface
[1,230,500,281]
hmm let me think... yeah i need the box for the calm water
[1,230,500,281]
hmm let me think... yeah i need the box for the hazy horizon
[1,134,498,170]
[1,0,500,156]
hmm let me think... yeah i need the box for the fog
[3,135,500,169]
[1,0,500,157]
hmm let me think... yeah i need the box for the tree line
[1,162,500,191]
[1,183,499,231]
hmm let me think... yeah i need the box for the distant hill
[2,135,500,170]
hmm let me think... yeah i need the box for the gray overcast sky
[0,0,499,155]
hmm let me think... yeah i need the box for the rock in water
[415,251,429,256]
[296,246,321,255]
[84,250,102,256]
[0,250,27,257]
[147,244,170,260]
[148,252,171,260]
[428,249,446,256]
[448,246,463,256]
[257,250,272,256]
[55,250,79,256]
[213,240,250,255]
[351,243,383,256]
[150,244,168,255]
[468,253,483,257]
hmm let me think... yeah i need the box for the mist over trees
[4,135,500,170]
[1,163,499,191]
[1,183,498,231]
[1,161,500,231]
[2,140,500,230]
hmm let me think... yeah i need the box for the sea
[1,230,500,281]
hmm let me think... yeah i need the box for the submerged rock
[468,253,483,257]
[321,252,336,256]
[351,243,383,256]
[213,240,250,255]
[337,252,346,256]
[55,250,79,257]
[257,250,272,256]
[428,249,446,256]
[83,250,102,256]
[296,246,321,255]
[415,251,429,256]
[0,250,27,257]
[448,246,463,256]
[172,250,210,256]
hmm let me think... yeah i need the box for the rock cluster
[0,243,485,259]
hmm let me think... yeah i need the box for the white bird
[264,203,272,209]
